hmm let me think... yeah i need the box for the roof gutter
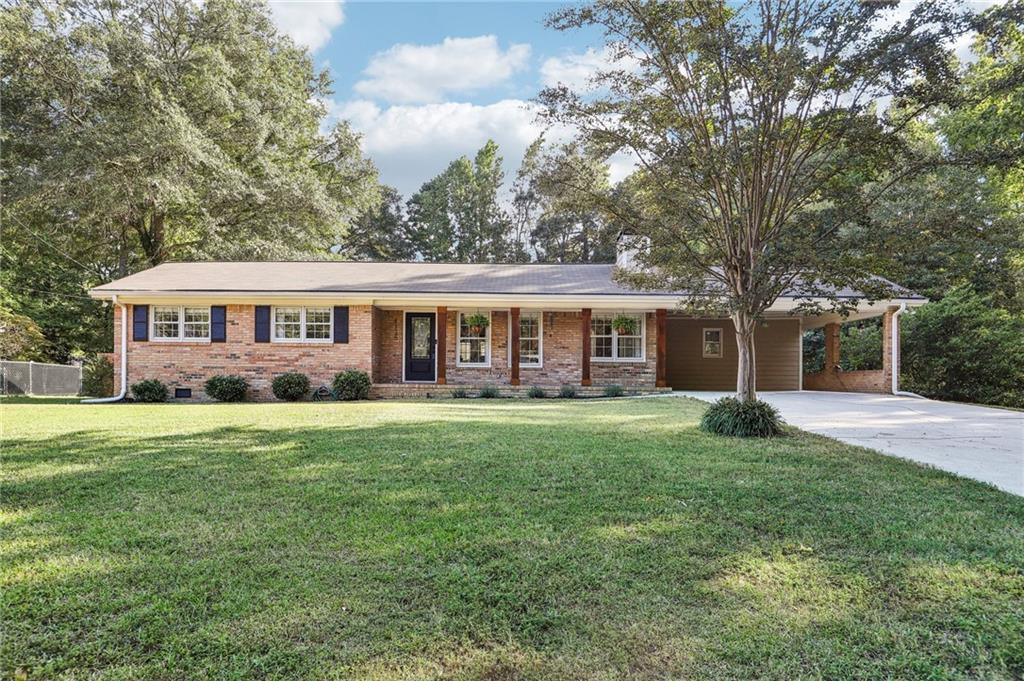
[81,295,127,404]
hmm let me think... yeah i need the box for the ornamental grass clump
[478,386,500,399]
[603,384,625,397]
[527,386,546,398]
[558,385,577,399]
[700,397,783,438]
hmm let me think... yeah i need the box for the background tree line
[342,137,621,265]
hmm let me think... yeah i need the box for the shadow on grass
[3,401,1023,679]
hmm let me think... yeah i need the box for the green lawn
[3,398,1022,679]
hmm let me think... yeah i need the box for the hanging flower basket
[464,312,490,335]
[612,314,638,336]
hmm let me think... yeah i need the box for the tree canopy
[540,0,1020,401]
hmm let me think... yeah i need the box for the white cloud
[269,1,344,52]
[335,98,639,197]
[354,36,531,104]
[338,99,558,195]
[540,47,615,90]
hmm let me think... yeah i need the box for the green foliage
[603,384,626,398]
[81,356,114,398]
[131,379,168,403]
[204,375,248,403]
[462,313,490,332]
[407,140,514,262]
[451,388,469,399]
[478,386,500,399]
[527,386,546,398]
[332,370,371,401]
[802,329,825,374]
[271,373,310,402]
[518,141,618,263]
[1,0,379,360]
[700,397,783,438]
[902,287,1024,408]
[559,385,577,399]
[842,322,884,371]
[610,316,638,336]
[343,186,415,261]
[0,305,48,360]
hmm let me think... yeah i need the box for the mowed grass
[3,398,1022,680]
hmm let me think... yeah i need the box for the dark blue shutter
[333,306,349,343]
[133,305,149,341]
[254,306,270,343]
[211,306,226,342]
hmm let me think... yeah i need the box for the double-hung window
[518,312,542,367]
[591,313,644,361]
[702,328,723,358]
[457,312,490,366]
[273,306,332,342]
[152,306,210,341]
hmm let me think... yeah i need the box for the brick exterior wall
[116,304,374,400]
[114,304,662,400]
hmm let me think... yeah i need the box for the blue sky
[268,1,611,197]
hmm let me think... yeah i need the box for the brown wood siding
[665,318,801,391]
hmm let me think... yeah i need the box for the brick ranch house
[89,243,925,401]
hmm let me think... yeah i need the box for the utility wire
[2,211,102,275]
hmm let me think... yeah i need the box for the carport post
[656,309,667,387]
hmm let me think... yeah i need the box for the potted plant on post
[611,314,638,336]
[464,312,490,335]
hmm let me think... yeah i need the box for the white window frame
[150,305,211,342]
[591,313,646,362]
[271,306,333,344]
[456,310,491,368]
[702,327,724,358]
[507,311,544,369]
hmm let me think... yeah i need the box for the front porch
[371,306,670,390]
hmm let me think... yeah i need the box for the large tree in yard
[540,0,1017,402]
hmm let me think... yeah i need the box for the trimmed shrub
[902,286,1024,409]
[558,385,577,399]
[527,386,546,399]
[204,375,248,402]
[700,397,783,437]
[131,379,168,403]
[603,384,625,397]
[81,355,114,397]
[451,388,469,399]
[272,372,310,401]
[479,385,500,399]
[333,370,371,401]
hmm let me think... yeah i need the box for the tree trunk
[732,312,757,402]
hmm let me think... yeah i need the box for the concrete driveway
[674,391,1024,496]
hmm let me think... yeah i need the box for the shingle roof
[90,261,924,300]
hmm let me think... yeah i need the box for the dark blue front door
[405,312,436,382]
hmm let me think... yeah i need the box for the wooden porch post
[656,309,667,387]
[510,307,520,386]
[436,306,447,385]
[581,308,592,386]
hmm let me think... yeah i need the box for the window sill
[456,363,491,369]
[151,338,211,344]
[271,340,333,345]
[591,357,646,363]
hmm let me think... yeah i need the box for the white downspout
[82,295,128,403]
[891,302,922,398]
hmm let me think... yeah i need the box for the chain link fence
[0,360,82,396]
